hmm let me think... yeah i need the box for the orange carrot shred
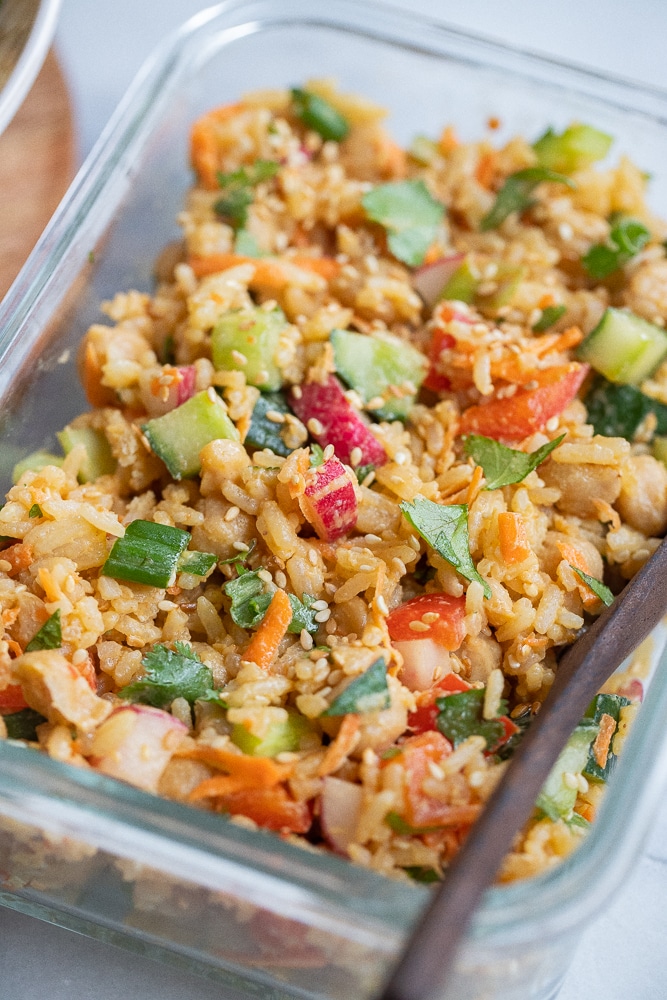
[242,589,293,670]
[592,713,617,770]
[190,102,243,189]
[177,743,291,786]
[317,714,361,777]
[187,252,340,285]
[498,512,531,565]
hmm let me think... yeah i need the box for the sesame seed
[563,772,579,790]
[256,370,270,385]
[409,620,430,632]
[207,386,218,404]
[266,410,285,424]
[422,611,440,624]
[558,222,574,241]
[314,657,329,671]
[358,564,374,572]
[468,770,484,788]
[232,541,249,552]
[394,451,408,465]
[224,506,240,522]
[364,534,382,543]
[231,350,248,366]
[292,385,303,399]
[275,571,287,588]
[375,595,389,615]
[158,600,178,612]
[307,418,324,435]
[300,629,314,650]
[427,761,445,780]
[308,548,318,566]
[314,609,331,623]
[392,558,407,575]
[323,444,335,461]
[311,600,328,611]
[257,569,273,584]
[350,447,363,467]
[361,471,376,487]
[71,649,88,665]
[367,396,385,410]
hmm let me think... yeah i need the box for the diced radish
[320,776,364,855]
[88,704,187,793]
[617,678,644,702]
[289,376,388,467]
[393,637,451,692]
[299,456,358,541]
[413,253,464,309]
[144,366,197,417]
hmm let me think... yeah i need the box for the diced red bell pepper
[423,328,455,392]
[387,593,467,649]
[219,786,312,834]
[289,376,387,467]
[0,684,28,714]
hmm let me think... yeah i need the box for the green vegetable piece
[330,328,428,420]
[582,217,650,280]
[3,708,46,741]
[290,88,350,142]
[245,391,292,457]
[532,304,567,332]
[12,451,63,484]
[584,374,667,440]
[223,570,272,629]
[362,180,445,267]
[161,334,176,365]
[177,550,218,578]
[234,229,266,257]
[570,566,614,607]
[464,433,565,490]
[400,496,491,598]
[28,504,42,518]
[568,813,591,831]
[439,257,479,303]
[355,463,375,485]
[536,721,599,820]
[120,641,215,709]
[214,187,253,229]
[435,688,507,750]
[652,435,667,467]
[480,167,574,232]
[212,306,287,391]
[477,264,525,314]
[408,135,439,166]
[102,519,190,588]
[287,593,319,636]
[57,425,116,483]
[583,692,630,783]
[143,390,239,480]
[231,709,312,757]
[403,866,442,884]
[385,812,445,835]
[214,160,280,230]
[577,307,667,386]
[309,443,325,467]
[533,124,613,173]
[25,610,62,652]
[321,657,389,716]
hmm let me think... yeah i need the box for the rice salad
[2,80,666,887]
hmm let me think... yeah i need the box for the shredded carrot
[377,132,408,179]
[498,512,531,565]
[242,589,293,670]
[423,243,444,266]
[592,713,617,770]
[6,639,22,658]
[2,543,33,577]
[202,785,311,833]
[574,801,595,823]
[538,292,555,309]
[466,464,484,506]
[190,102,243,189]
[187,252,340,286]
[317,714,361,777]
[475,151,497,189]
[178,743,291,786]
[438,125,459,155]
[81,340,116,408]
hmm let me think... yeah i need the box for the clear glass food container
[2,2,667,997]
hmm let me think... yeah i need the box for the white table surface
[3,1,667,996]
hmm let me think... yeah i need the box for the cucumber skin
[536,722,598,820]
[143,390,239,479]
[57,426,116,483]
[245,391,292,457]
[577,307,667,386]
[330,328,427,421]
[583,692,630,784]
[584,374,667,440]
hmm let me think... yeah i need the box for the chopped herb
[234,229,266,257]
[287,593,319,635]
[214,160,280,229]
[355,463,375,485]
[380,745,404,761]
[321,657,389,716]
[214,188,253,229]
[161,334,176,365]
[403,866,442,884]
[362,180,445,267]
[584,374,667,440]
[290,88,350,142]
[582,216,650,279]
[385,812,445,835]
[120,641,217,709]
[464,433,565,490]
[436,688,507,750]
[568,813,591,831]
[177,549,218,578]
[3,708,46,740]
[480,167,574,231]
[309,443,325,467]
[570,566,614,606]
[400,496,491,598]
[223,569,272,629]
[219,539,256,568]
[25,610,62,652]
[533,124,612,174]
[102,520,190,588]
[28,503,42,518]
[532,304,567,332]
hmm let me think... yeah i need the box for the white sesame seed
[422,611,440,624]
[311,600,328,611]
[257,569,273,584]
[545,416,559,432]
[314,657,329,671]
[300,629,314,650]
[563,772,579,790]
[323,444,335,461]
[308,548,318,566]
[350,447,363,467]
[232,541,249,552]
[314,609,331,623]
[361,471,376,487]
[358,564,374,572]
[266,410,285,424]
[158,600,178,612]
[468,770,484,788]
[558,222,574,241]
[427,761,445,780]
[307,418,324,435]
[256,370,270,385]
[375,595,389,616]
[71,649,88,665]
[275,571,287,588]
[364,534,382,543]
[409,620,430,632]
[224,506,240,522]
[292,385,303,399]
[231,350,248,366]
[394,451,408,465]
[367,396,385,410]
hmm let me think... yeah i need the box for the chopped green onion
[480,167,574,232]
[28,503,42,518]
[291,88,350,142]
[532,304,567,332]
[223,569,272,629]
[177,550,218,578]
[102,520,190,588]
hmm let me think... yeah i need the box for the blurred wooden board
[0,49,75,298]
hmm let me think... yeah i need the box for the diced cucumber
[57,426,116,483]
[533,124,613,174]
[330,328,427,421]
[440,257,479,303]
[12,450,63,484]
[584,374,667,440]
[583,692,630,784]
[408,135,440,167]
[577,307,667,386]
[536,721,598,820]
[230,709,312,757]
[477,264,525,315]
[212,306,287,390]
[652,435,667,467]
[245,391,292,457]
[143,390,239,480]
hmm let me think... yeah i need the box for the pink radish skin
[320,776,364,855]
[88,704,187,793]
[299,456,358,541]
[413,254,465,309]
[144,366,197,417]
[289,376,387,467]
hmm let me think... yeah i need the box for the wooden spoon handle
[379,538,667,1000]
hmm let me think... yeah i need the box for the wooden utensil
[380,537,667,1000]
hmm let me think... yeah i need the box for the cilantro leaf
[321,657,389,716]
[25,610,62,652]
[464,433,565,490]
[480,167,574,231]
[362,180,445,267]
[570,566,614,607]
[355,463,375,485]
[582,216,650,279]
[287,593,319,635]
[403,866,442,884]
[399,496,491,598]
[223,569,272,629]
[234,229,266,257]
[290,88,350,142]
[309,444,325,467]
[3,708,46,741]
[120,641,214,708]
[435,689,506,750]
[214,188,253,229]
[214,160,280,230]
[28,503,42,518]
[532,304,567,332]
